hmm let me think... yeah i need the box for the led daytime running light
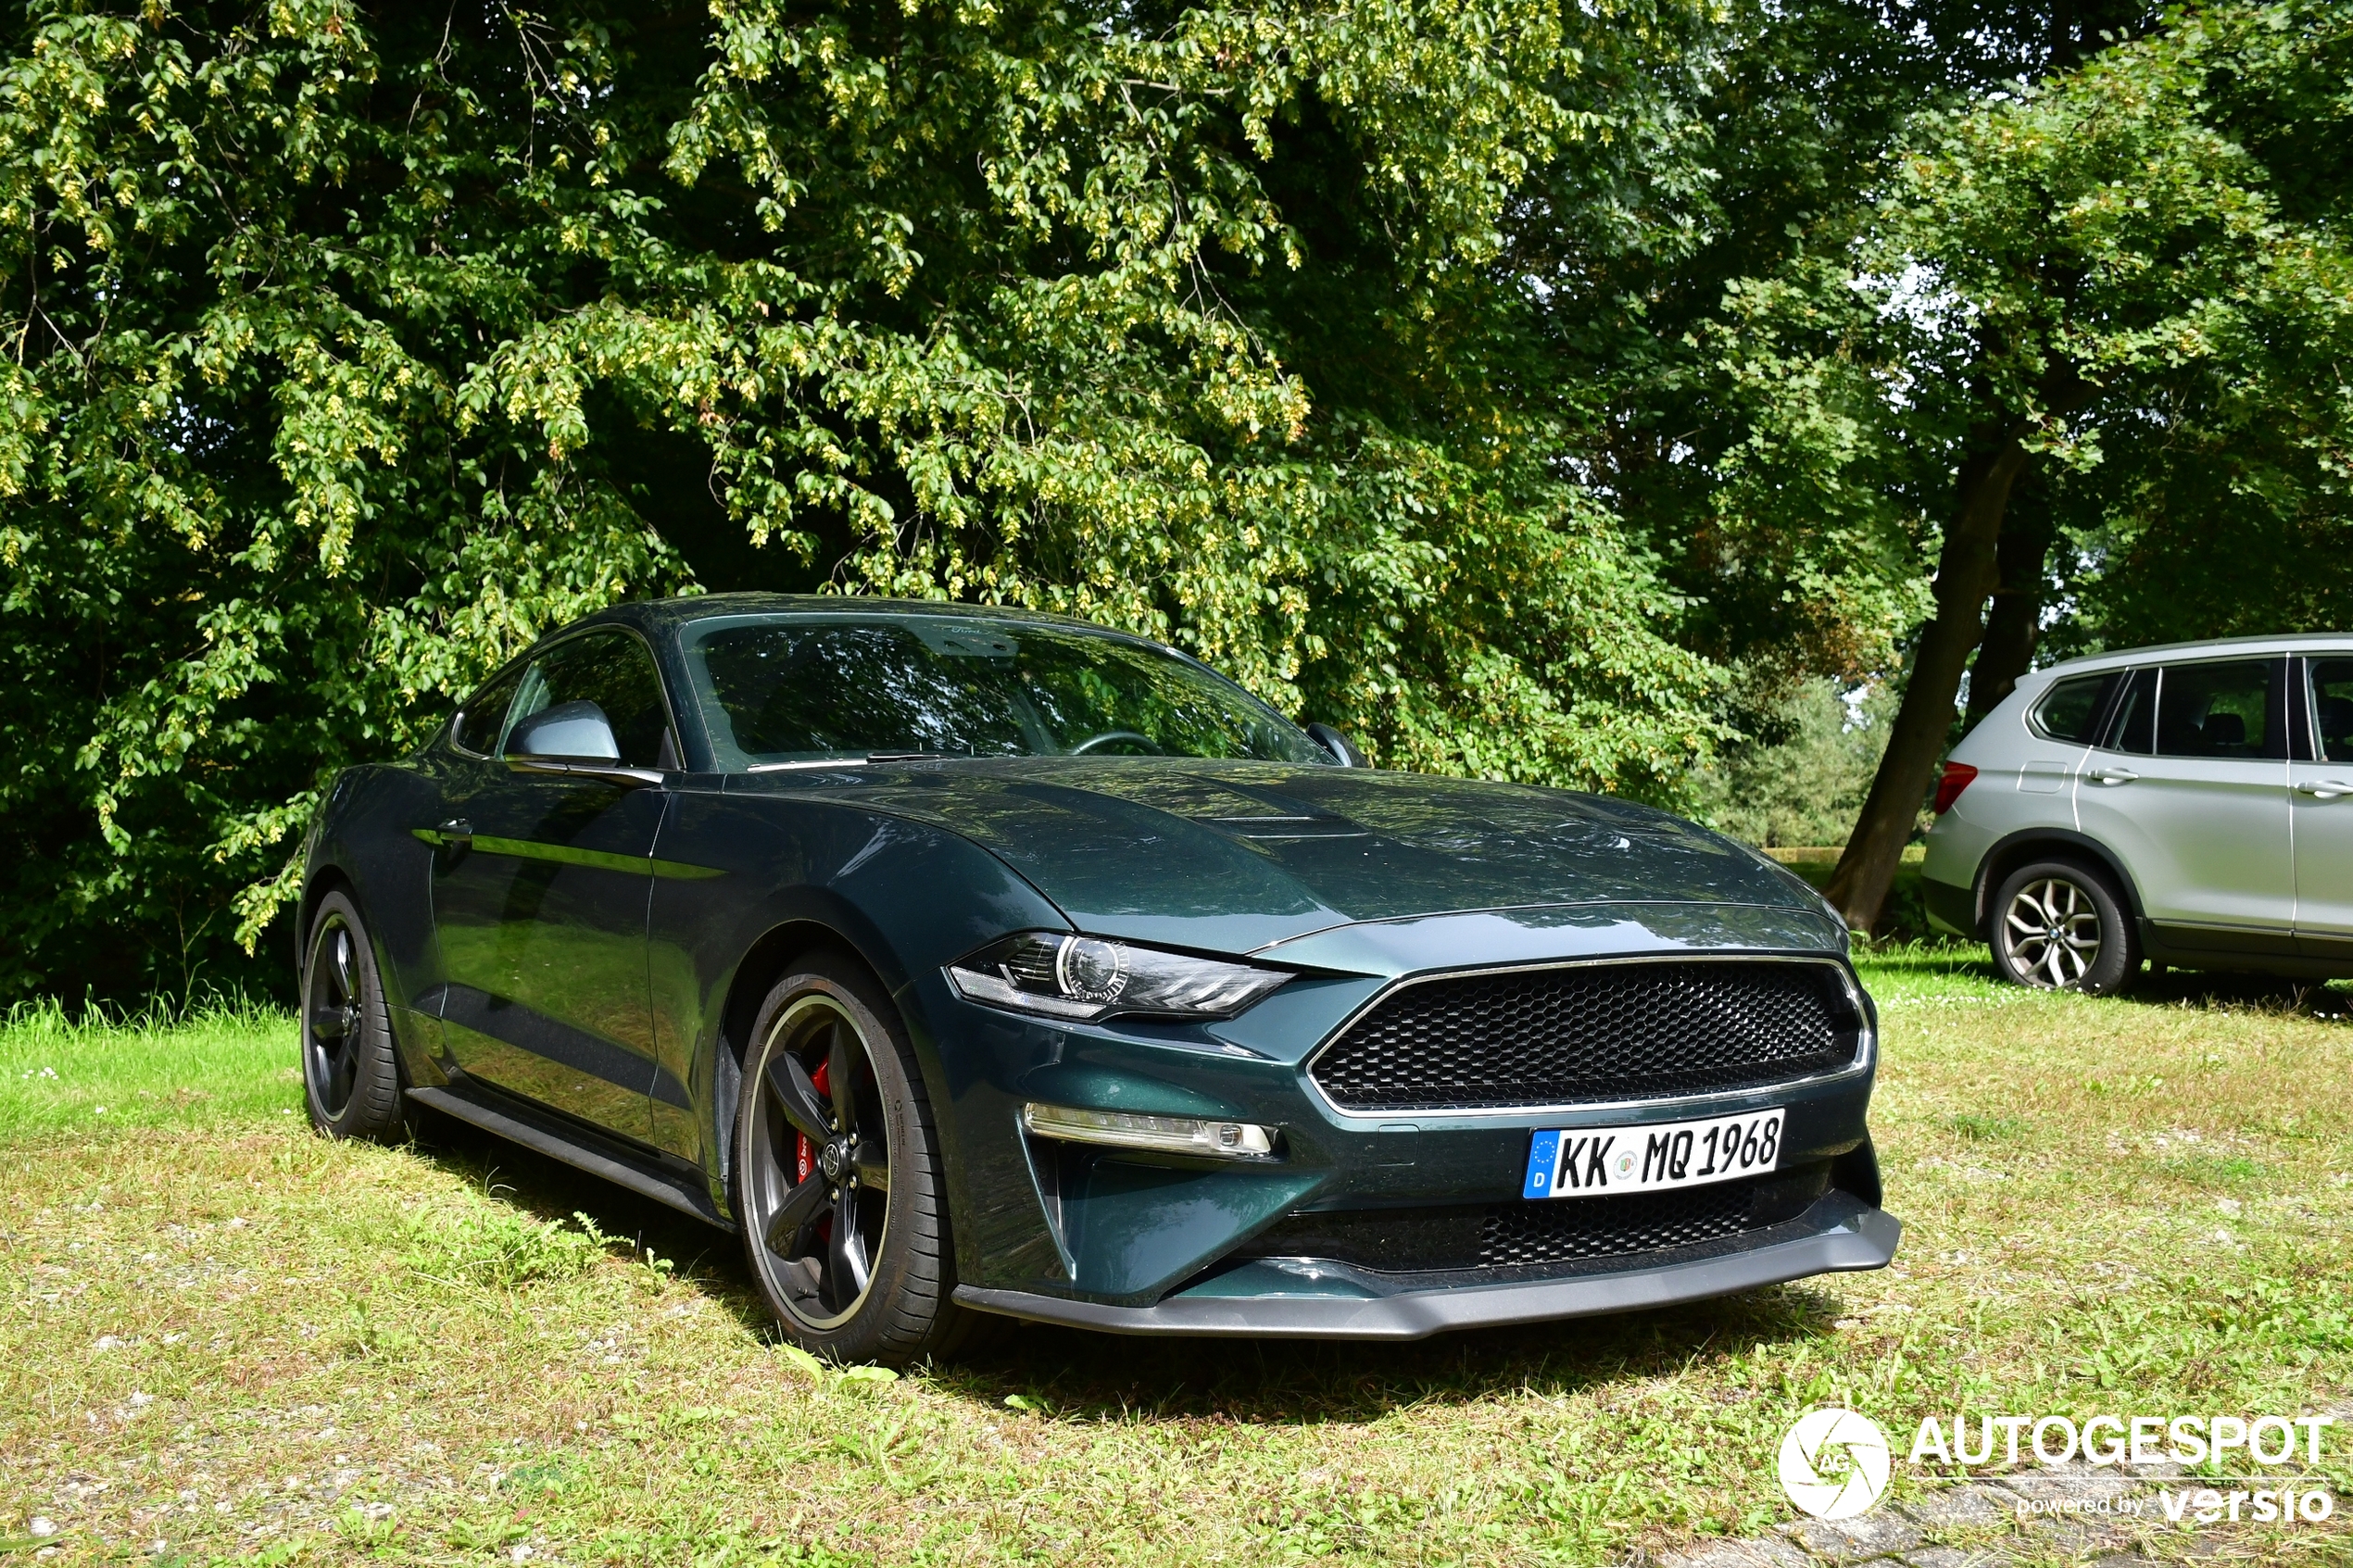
[1021,1102,1277,1159]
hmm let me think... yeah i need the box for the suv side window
[509,631,680,770]
[2310,659,2353,762]
[2030,672,2122,744]
[452,667,525,757]
[2153,660,2284,760]
[2103,668,2158,754]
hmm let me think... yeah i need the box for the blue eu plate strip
[1523,1129,1560,1199]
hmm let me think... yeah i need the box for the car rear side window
[510,632,679,770]
[2152,659,2284,760]
[2103,668,2157,753]
[452,668,524,756]
[2310,659,2353,762]
[2030,672,2120,744]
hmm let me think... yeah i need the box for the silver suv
[1922,633,2353,993]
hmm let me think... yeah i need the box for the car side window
[2030,672,2121,744]
[2310,659,2353,763]
[451,667,525,757]
[2152,659,2282,760]
[510,632,680,770]
[2103,668,2158,754]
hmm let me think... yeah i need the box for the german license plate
[1521,1109,1784,1199]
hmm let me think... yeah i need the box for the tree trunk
[1965,485,2055,728]
[1823,430,2032,932]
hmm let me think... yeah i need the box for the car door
[2291,653,2353,961]
[2072,657,2294,953]
[431,629,679,1139]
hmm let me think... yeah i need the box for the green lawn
[2,953,2348,1565]
[0,998,298,1142]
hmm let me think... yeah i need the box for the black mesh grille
[1309,960,1860,1111]
[1235,1168,1830,1276]
[1479,1180,1759,1266]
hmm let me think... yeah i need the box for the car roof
[2035,632,2353,679]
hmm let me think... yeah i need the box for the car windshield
[680,615,1331,770]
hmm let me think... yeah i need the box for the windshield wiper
[746,750,965,773]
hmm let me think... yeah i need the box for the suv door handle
[2296,781,2353,799]
[2093,768,2139,785]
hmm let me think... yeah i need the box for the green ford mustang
[296,595,1897,1362]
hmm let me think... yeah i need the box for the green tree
[0,0,1725,1000]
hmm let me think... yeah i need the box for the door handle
[2296,782,2353,799]
[2093,768,2139,785]
[436,818,473,842]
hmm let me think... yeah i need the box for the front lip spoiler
[953,1198,1899,1339]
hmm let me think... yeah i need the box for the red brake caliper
[796,1058,832,1245]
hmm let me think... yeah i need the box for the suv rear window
[2030,672,2120,744]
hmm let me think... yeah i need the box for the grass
[0,998,298,1142]
[2,953,2349,1565]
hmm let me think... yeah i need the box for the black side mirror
[506,700,622,761]
[1305,722,1368,768]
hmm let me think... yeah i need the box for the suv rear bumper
[1924,875,1977,938]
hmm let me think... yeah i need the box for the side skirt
[408,1082,734,1233]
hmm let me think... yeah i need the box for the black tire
[732,950,1001,1365]
[1989,859,2139,995]
[301,890,408,1139]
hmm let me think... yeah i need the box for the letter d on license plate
[1522,1109,1784,1199]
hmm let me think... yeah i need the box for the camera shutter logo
[1779,1409,1892,1520]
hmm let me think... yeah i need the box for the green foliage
[6,0,2349,1001]
[1691,678,1898,848]
[1709,0,2353,673]
[0,0,1726,1001]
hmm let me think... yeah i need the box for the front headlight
[945,932,1293,1022]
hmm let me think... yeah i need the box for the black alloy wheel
[734,954,1003,1363]
[301,889,407,1139]
[747,990,891,1326]
[1989,859,2139,996]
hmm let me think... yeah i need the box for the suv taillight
[1932,760,1978,814]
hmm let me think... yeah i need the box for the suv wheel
[733,952,1003,1365]
[1990,859,2138,995]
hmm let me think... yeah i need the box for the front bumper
[957,1192,1898,1337]
[908,904,1894,1324]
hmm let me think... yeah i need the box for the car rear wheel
[302,890,409,1139]
[734,952,1001,1364]
[1990,859,2138,995]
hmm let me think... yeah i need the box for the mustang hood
[762,759,1834,956]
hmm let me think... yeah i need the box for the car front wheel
[734,952,1000,1364]
[1990,859,2138,995]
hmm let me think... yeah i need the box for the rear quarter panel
[1926,676,2086,905]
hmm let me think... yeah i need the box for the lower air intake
[1233,1167,1831,1276]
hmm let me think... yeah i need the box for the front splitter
[955,1197,1900,1339]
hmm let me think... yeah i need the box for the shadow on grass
[928,1283,1844,1424]
[1862,938,2353,1018]
[398,1103,1847,1424]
